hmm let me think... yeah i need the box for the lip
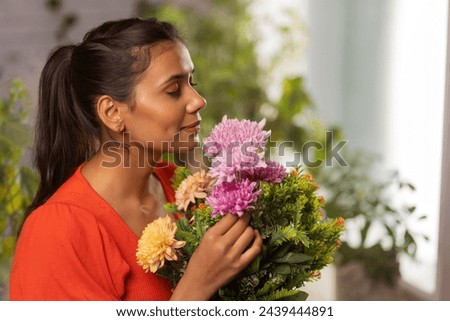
[180,120,201,130]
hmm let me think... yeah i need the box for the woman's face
[121,41,206,158]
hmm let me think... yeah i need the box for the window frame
[435,2,450,300]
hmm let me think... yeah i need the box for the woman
[9,17,262,300]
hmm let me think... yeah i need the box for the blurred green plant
[317,150,428,285]
[0,80,37,297]
[266,76,314,144]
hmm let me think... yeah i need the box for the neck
[83,144,163,199]
[81,145,172,237]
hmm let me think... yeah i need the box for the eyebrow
[159,68,195,87]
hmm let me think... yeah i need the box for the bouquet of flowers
[137,116,344,300]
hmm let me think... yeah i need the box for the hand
[170,213,262,300]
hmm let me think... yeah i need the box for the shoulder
[22,202,101,240]
[10,202,129,300]
[45,165,101,210]
[15,202,113,268]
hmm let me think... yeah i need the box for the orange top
[9,162,177,301]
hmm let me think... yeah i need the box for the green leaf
[273,263,291,275]
[0,236,16,260]
[262,288,306,301]
[0,219,6,234]
[283,290,309,301]
[407,183,416,191]
[170,166,192,190]
[163,202,179,213]
[273,252,311,264]
[246,254,262,275]
[271,243,291,259]
[278,77,312,121]
[0,121,30,146]
[176,216,191,231]
[19,166,37,198]
[269,225,298,246]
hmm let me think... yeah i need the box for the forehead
[145,41,194,78]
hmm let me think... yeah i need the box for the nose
[187,88,207,113]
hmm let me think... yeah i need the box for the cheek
[131,107,184,142]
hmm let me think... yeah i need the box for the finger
[223,214,251,242]
[208,214,239,235]
[229,226,256,256]
[238,230,263,266]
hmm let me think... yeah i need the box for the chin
[170,140,199,154]
[171,132,200,152]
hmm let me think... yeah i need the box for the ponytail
[18,45,99,235]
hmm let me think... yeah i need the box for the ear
[96,95,126,133]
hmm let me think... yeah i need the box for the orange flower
[336,217,345,226]
[302,172,314,182]
[136,216,185,273]
[318,195,326,204]
[302,172,319,190]
[311,271,322,279]
[175,170,216,211]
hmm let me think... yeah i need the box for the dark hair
[18,17,181,235]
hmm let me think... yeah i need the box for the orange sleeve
[9,203,130,300]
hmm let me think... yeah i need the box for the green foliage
[0,80,37,290]
[162,167,344,300]
[278,77,312,121]
[318,150,428,284]
[261,288,307,301]
[266,76,315,145]
[169,166,192,190]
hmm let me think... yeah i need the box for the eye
[166,83,180,96]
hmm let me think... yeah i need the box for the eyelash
[167,86,180,97]
[167,80,198,97]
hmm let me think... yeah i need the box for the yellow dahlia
[175,169,216,211]
[136,216,185,273]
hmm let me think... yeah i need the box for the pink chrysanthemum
[206,179,260,217]
[209,151,266,183]
[203,116,271,183]
[241,160,286,183]
[203,116,270,157]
